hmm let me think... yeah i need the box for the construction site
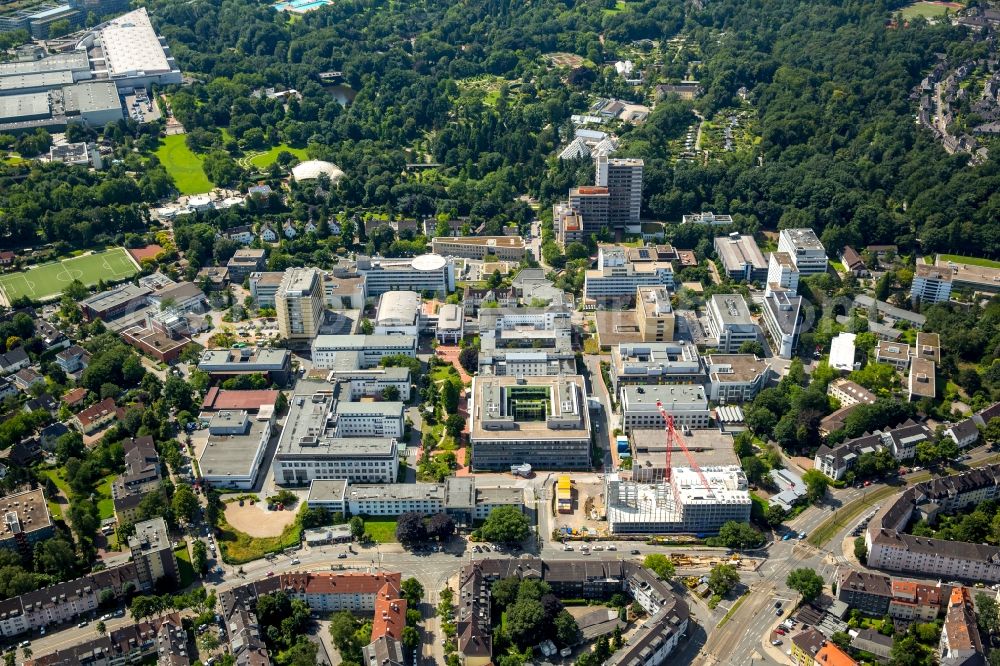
[606,400,752,535]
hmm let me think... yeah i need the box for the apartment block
[828,378,876,408]
[568,187,611,234]
[911,263,953,305]
[778,228,828,275]
[275,267,324,340]
[128,518,178,590]
[0,489,54,556]
[595,155,643,227]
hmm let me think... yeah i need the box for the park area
[0,247,139,304]
[155,134,213,195]
[899,1,962,19]
[242,144,309,170]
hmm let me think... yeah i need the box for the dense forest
[143,0,1000,255]
[0,0,997,257]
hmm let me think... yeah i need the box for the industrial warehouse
[0,8,180,133]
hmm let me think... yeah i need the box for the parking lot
[123,88,162,124]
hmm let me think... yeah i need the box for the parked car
[77,620,88,628]
[775,629,786,636]
[772,640,783,646]
[630,549,640,555]
[337,553,348,559]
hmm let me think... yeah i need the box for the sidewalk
[760,614,794,664]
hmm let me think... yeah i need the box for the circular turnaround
[291,160,345,183]
[411,253,447,271]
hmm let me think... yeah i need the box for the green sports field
[0,248,139,304]
[155,134,213,195]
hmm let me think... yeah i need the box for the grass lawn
[359,517,398,543]
[175,544,195,588]
[938,253,1000,269]
[602,0,628,13]
[899,1,958,19]
[0,247,138,303]
[247,144,309,169]
[216,510,303,564]
[430,364,461,384]
[40,468,71,519]
[155,134,213,195]
[95,474,116,520]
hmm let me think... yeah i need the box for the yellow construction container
[557,476,573,513]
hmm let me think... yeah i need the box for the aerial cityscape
[0,0,998,665]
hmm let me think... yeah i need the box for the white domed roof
[411,254,447,271]
[291,160,345,182]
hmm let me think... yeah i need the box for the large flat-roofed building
[934,257,1000,295]
[374,291,421,336]
[628,428,738,482]
[761,290,803,359]
[273,386,399,485]
[469,374,591,470]
[908,357,936,402]
[636,285,674,342]
[876,340,911,370]
[335,400,404,438]
[714,233,767,282]
[322,272,366,309]
[324,365,412,401]
[478,307,574,376]
[356,253,454,298]
[275,267,324,340]
[430,236,527,261]
[911,263,953,304]
[0,92,51,124]
[96,9,183,91]
[609,342,703,395]
[620,384,710,431]
[0,489,54,555]
[705,354,772,403]
[248,271,284,308]
[436,303,463,343]
[778,228,828,275]
[682,211,733,226]
[595,155,643,227]
[767,251,800,296]
[198,410,272,490]
[80,283,151,321]
[606,466,751,534]
[584,245,674,301]
[62,81,122,126]
[312,334,416,369]
[706,293,759,353]
[337,477,523,523]
[197,348,292,384]
[829,332,857,373]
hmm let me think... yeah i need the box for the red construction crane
[655,399,711,490]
